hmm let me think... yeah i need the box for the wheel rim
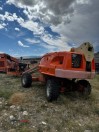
[47,83,51,97]
[22,76,26,85]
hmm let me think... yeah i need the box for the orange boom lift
[0,53,28,76]
[21,42,95,101]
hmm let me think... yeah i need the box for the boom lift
[0,53,28,76]
[21,42,95,101]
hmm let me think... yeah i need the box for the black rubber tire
[21,73,32,88]
[77,80,91,96]
[46,78,61,102]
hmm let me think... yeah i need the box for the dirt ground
[0,73,99,132]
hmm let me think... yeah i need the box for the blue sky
[0,0,99,57]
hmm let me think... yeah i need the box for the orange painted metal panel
[0,53,20,74]
[39,51,95,79]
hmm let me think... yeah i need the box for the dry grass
[0,73,99,132]
[8,92,26,105]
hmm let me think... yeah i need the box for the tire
[77,80,91,96]
[46,78,61,102]
[21,73,32,88]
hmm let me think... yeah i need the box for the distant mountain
[95,52,99,57]
[95,52,99,56]
[94,52,99,63]
[17,56,42,59]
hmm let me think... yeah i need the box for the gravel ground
[0,73,99,132]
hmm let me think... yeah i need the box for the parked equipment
[21,42,95,101]
[0,53,28,76]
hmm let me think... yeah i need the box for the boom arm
[70,42,94,62]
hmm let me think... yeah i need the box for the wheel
[21,73,32,88]
[46,78,61,102]
[77,80,91,96]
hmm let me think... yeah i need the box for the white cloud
[18,41,29,47]
[76,0,90,4]
[4,0,99,52]
[6,0,76,25]
[0,22,6,29]
[0,24,4,29]
[50,0,99,52]
[19,20,44,35]
[41,44,56,52]
[13,13,18,20]
[6,0,33,9]
[0,7,2,10]
[0,10,72,51]
[6,0,14,5]
[0,14,5,21]
[25,38,40,44]
[0,12,22,23]
[23,9,29,16]
[0,12,14,21]
[15,27,20,31]
[2,23,6,27]
[41,33,71,51]
[17,17,24,24]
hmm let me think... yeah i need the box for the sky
[0,0,99,57]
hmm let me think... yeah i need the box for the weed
[8,92,26,105]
